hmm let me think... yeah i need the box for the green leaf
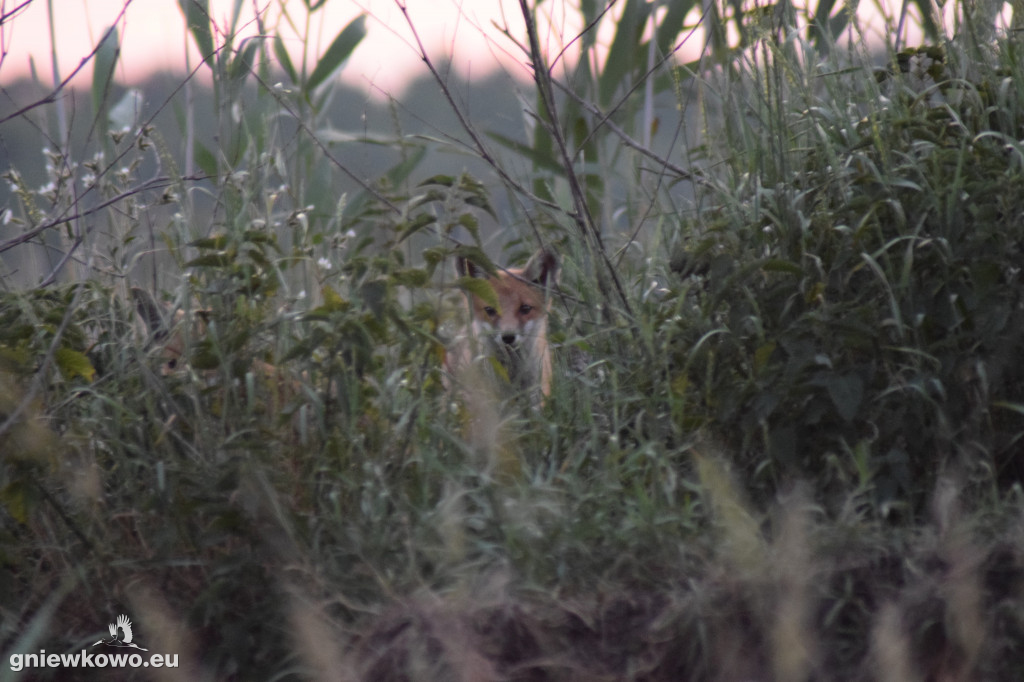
[0,481,32,524]
[55,347,96,382]
[992,401,1024,416]
[386,147,427,188]
[186,254,233,268]
[808,0,838,51]
[599,0,651,105]
[486,131,563,173]
[91,25,120,128]
[453,245,496,276]
[273,35,298,84]
[306,15,366,94]
[753,342,776,373]
[397,214,437,243]
[456,276,499,310]
[189,235,229,250]
[178,0,215,66]
[228,37,261,84]
[419,174,457,188]
[761,259,804,275]
[193,140,218,177]
[392,268,430,288]
[655,0,696,55]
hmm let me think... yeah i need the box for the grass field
[3,1,1024,680]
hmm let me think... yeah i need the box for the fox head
[131,287,209,375]
[456,249,559,351]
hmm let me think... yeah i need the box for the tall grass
[2,0,1024,679]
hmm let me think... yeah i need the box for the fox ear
[132,287,172,341]
[455,256,489,279]
[522,249,559,288]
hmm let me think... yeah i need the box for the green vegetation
[2,0,1024,679]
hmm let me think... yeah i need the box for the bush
[2,0,1024,679]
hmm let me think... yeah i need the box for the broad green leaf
[419,175,457,188]
[386,147,428,188]
[397,214,437,243]
[193,140,218,177]
[754,342,776,373]
[0,481,32,524]
[992,401,1024,416]
[486,131,563,174]
[456,276,499,310]
[273,36,298,84]
[453,245,496,276]
[578,0,602,50]
[761,259,804,275]
[186,254,233,268]
[392,268,430,288]
[306,15,367,94]
[91,25,120,127]
[178,0,215,66]
[320,285,349,313]
[55,347,96,382]
[229,37,261,84]
[190,235,229,250]
[599,0,651,105]
[655,0,696,55]
[229,0,245,35]
[808,0,838,51]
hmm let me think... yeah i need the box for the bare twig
[0,174,208,254]
[0,1,134,127]
[553,78,704,185]
[515,0,634,319]
[391,0,568,225]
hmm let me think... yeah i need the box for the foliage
[672,42,1024,511]
[2,0,1024,680]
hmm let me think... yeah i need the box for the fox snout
[452,248,560,402]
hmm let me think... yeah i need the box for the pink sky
[0,1,598,96]
[0,0,956,98]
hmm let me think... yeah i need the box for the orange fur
[447,249,559,405]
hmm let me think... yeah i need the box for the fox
[131,287,314,439]
[448,248,559,406]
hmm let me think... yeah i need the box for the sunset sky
[0,0,965,101]
[0,1,602,97]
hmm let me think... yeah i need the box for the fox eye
[519,304,533,315]
[483,306,498,317]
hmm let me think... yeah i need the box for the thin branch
[0,175,207,255]
[553,78,705,185]
[516,0,634,318]
[0,1,134,127]
[244,67,403,217]
[391,0,566,220]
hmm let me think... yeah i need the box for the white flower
[317,257,332,270]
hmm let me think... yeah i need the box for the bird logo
[92,614,149,651]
